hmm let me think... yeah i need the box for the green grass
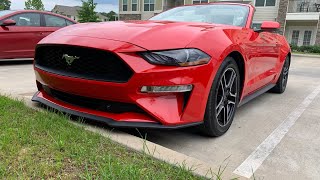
[0,96,205,179]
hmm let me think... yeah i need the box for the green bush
[290,44,320,54]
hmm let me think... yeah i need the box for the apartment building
[52,5,109,22]
[280,0,320,45]
[119,0,320,46]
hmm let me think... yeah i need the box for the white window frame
[291,30,300,45]
[286,26,317,46]
[122,0,128,11]
[303,30,312,46]
[144,0,155,11]
[192,0,209,4]
[255,0,276,7]
[132,0,138,11]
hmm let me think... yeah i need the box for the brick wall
[119,14,142,20]
[276,0,289,35]
[316,20,320,45]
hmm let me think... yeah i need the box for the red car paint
[32,3,291,128]
[0,10,77,59]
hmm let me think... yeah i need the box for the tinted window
[66,20,75,26]
[44,14,67,27]
[252,23,262,30]
[8,13,40,26]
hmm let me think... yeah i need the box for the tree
[0,0,11,10]
[101,11,117,21]
[25,0,44,11]
[78,0,99,23]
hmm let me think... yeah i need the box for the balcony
[287,0,320,20]
[288,0,320,13]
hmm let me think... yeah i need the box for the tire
[270,56,290,94]
[201,57,240,137]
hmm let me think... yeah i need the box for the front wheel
[201,57,240,137]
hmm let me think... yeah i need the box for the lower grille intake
[43,87,144,114]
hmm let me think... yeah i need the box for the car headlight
[140,49,211,66]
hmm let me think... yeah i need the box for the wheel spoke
[216,97,224,110]
[229,92,237,104]
[223,104,228,125]
[222,74,228,90]
[216,105,224,118]
[228,100,236,105]
[220,81,225,97]
[228,71,236,90]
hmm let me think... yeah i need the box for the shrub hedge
[290,44,320,54]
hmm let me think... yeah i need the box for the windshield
[150,4,249,27]
[0,10,14,17]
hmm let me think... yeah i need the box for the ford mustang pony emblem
[62,54,80,65]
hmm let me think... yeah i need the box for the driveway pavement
[1,56,320,179]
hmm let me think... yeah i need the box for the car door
[244,29,279,94]
[0,12,43,59]
[41,14,75,37]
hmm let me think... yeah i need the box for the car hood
[53,21,221,50]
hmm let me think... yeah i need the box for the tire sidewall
[203,57,240,136]
[272,56,290,93]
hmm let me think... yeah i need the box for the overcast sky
[10,0,119,13]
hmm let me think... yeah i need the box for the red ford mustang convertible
[32,3,291,136]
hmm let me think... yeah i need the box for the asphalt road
[1,56,320,179]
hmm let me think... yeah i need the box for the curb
[1,91,244,180]
[292,53,320,58]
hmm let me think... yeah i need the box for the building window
[255,0,275,7]
[291,30,300,45]
[303,30,312,45]
[123,0,128,11]
[193,0,209,4]
[144,0,155,11]
[132,0,138,11]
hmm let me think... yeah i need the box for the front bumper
[33,37,219,128]
[32,91,202,129]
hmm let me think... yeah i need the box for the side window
[7,13,40,27]
[252,23,262,31]
[66,20,75,26]
[44,14,67,27]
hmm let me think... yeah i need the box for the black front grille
[43,86,144,114]
[35,45,133,82]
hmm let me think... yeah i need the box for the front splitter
[32,91,203,129]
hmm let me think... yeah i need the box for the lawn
[0,96,204,179]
